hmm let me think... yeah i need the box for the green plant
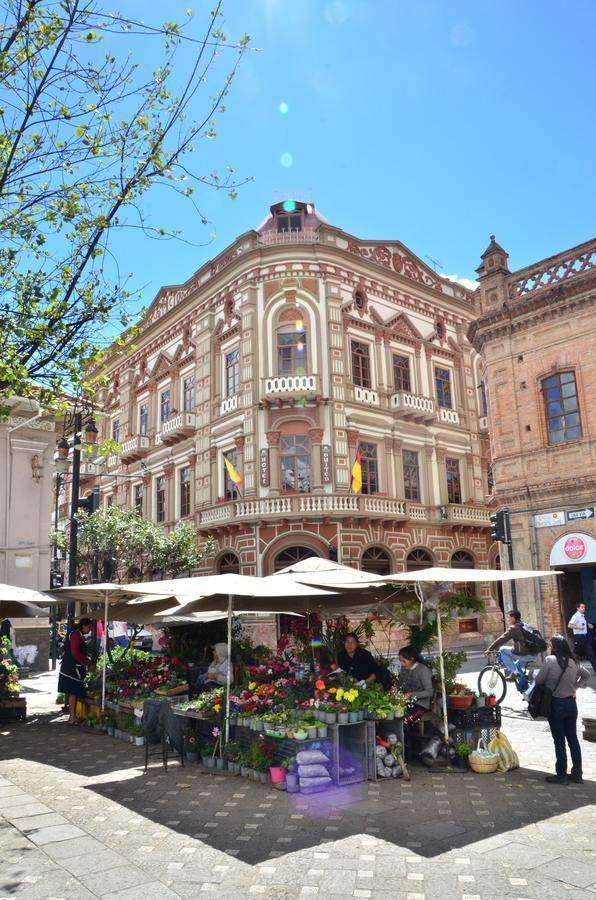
[183,733,200,751]
[119,713,136,732]
[429,651,467,694]
[454,740,471,758]
[280,756,295,770]
[56,693,65,705]
[395,592,484,653]
[359,683,394,718]
[225,741,242,762]
[130,722,145,738]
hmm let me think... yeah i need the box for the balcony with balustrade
[155,412,197,446]
[119,435,151,463]
[263,374,321,403]
[389,390,435,424]
[438,407,461,426]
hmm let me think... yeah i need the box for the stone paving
[1,669,596,898]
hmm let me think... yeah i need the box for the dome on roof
[256,200,329,235]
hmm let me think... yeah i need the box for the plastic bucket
[269,767,286,784]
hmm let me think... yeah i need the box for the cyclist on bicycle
[484,609,535,679]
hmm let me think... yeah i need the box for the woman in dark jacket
[337,633,389,689]
[533,634,590,784]
[58,618,95,724]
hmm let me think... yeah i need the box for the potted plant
[225,741,241,774]
[317,722,328,738]
[130,722,145,747]
[183,733,199,761]
[285,758,299,792]
[454,740,471,770]
[337,706,349,726]
[448,684,474,710]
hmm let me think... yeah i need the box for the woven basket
[468,737,499,774]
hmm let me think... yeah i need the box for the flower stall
[0,636,25,721]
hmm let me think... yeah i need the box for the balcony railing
[390,391,435,423]
[264,374,319,398]
[220,394,239,415]
[258,229,320,247]
[155,412,196,446]
[197,495,471,526]
[439,407,460,426]
[478,415,488,432]
[354,385,379,406]
[120,435,151,462]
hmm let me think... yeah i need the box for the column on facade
[374,333,385,393]
[464,452,475,503]
[147,383,157,434]
[142,471,151,518]
[422,446,435,507]
[308,428,324,493]
[454,357,466,419]
[188,452,197,518]
[209,447,218,504]
[434,446,448,506]
[346,427,359,497]
[392,437,405,498]
[266,430,281,495]
[163,462,175,521]
[418,344,431,397]
[384,437,395,497]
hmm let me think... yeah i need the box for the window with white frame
[134,483,144,516]
[351,340,372,388]
[112,418,120,443]
[139,402,149,435]
[179,466,191,517]
[160,388,171,424]
[156,476,166,523]
[402,449,420,500]
[182,375,195,413]
[435,366,453,409]
[393,354,411,393]
[225,349,240,397]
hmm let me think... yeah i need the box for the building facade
[469,235,596,634]
[85,201,500,643]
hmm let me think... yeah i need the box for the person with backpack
[485,609,545,678]
[532,634,590,784]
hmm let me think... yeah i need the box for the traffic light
[490,510,506,543]
[78,485,100,515]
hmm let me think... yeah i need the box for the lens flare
[280,152,293,168]
[279,101,289,115]
[283,198,297,212]
[295,319,304,331]
[310,637,323,647]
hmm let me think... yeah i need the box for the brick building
[72,201,501,644]
[469,236,596,635]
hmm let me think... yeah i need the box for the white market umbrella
[0,584,52,618]
[48,583,176,711]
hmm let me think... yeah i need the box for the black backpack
[520,623,547,654]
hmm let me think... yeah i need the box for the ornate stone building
[88,201,498,642]
[469,236,596,634]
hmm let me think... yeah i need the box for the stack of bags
[296,749,332,792]
[375,734,403,778]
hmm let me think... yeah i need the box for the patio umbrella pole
[225,593,233,744]
[101,590,109,713]
[434,594,451,762]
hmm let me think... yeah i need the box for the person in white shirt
[568,602,593,664]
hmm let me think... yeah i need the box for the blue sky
[116,0,596,305]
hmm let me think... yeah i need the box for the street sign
[566,507,595,522]
[534,511,565,528]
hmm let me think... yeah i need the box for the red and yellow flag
[350,448,362,494]
[223,455,242,486]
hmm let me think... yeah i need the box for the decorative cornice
[6,417,55,432]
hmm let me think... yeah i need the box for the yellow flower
[248,681,256,691]
[328,687,337,694]
[213,704,221,712]
[336,688,344,701]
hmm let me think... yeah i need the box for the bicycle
[477,651,534,704]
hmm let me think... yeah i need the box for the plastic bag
[296,749,329,765]
[299,775,332,787]
[297,764,329,778]
[488,730,519,772]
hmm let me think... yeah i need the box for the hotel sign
[321,444,332,484]
[260,448,270,486]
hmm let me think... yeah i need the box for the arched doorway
[217,551,240,575]
[406,548,433,571]
[273,545,319,573]
[361,546,391,576]
[450,549,479,634]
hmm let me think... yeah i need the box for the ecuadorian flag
[350,448,362,494]
[223,454,242,486]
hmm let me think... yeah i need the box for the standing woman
[58,618,95,725]
[533,634,590,784]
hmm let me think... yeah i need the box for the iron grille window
[451,549,477,607]
[480,382,488,417]
[156,476,166,523]
[179,466,191,517]
[218,551,240,575]
[393,354,411,392]
[446,457,462,504]
[183,376,195,412]
[487,462,494,494]
[277,329,307,376]
[160,389,171,424]
[281,435,311,493]
[406,548,433,571]
[274,546,317,572]
[542,371,582,444]
[361,546,391,575]
[351,340,371,388]
[225,349,240,397]
[359,442,378,494]
[134,483,144,516]
[402,449,420,501]
[112,418,120,443]
[224,449,240,500]
[435,367,452,409]
[139,403,149,435]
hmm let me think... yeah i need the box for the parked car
[128,627,153,652]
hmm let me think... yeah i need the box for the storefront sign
[564,536,587,561]
[534,511,565,528]
[566,507,594,522]
[550,532,596,567]
[260,448,270,486]
[321,444,332,484]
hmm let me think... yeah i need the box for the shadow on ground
[2,713,596,866]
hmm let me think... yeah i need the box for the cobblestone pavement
[1,669,596,899]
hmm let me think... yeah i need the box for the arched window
[218,551,240,575]
[361,546,391,576]
[273,546,318,573]
[277,325,308,376]
[542,371,582,444]
[406,548,433,571]
[451,549,478,633]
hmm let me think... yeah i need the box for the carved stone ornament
[347,242,443,292]
[266,430,281,447]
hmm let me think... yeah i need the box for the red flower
[171,657,180,665]
[330,663,337,670]
[181,663,188,671]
